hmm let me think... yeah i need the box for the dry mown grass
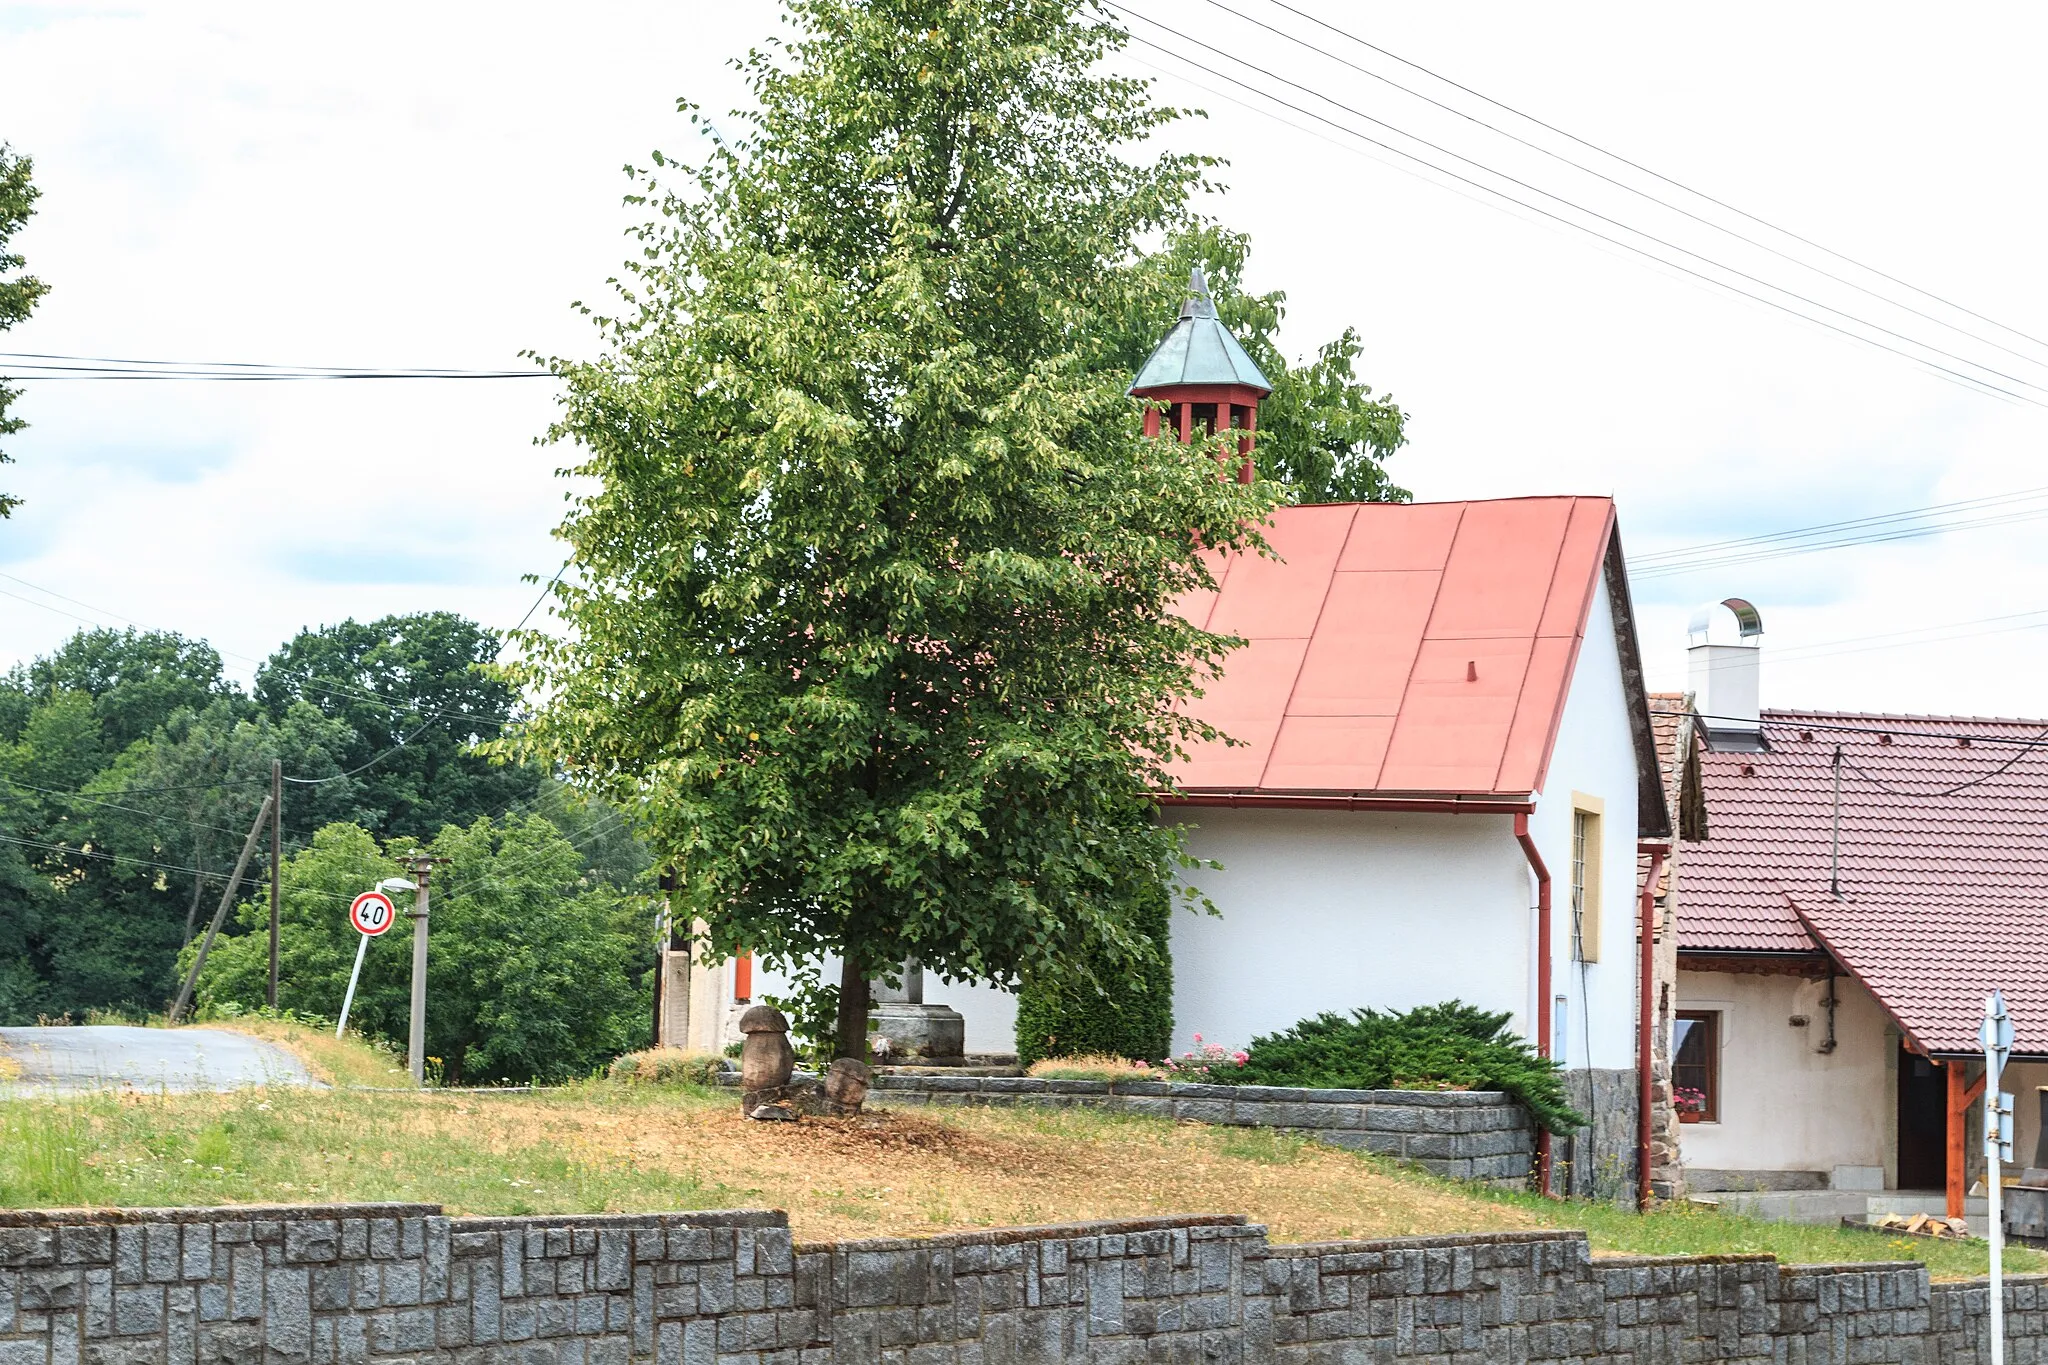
[0,1029,2029,1280]
[550,1094,1542,1245]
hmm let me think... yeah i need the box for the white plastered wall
[1675,968,1895,1180]
[1524,570,1650,1071]
[1169,807,1528,1052]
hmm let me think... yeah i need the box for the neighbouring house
[1672,599,2048,1225]
[668,271,1675,1197]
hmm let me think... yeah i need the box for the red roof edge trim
[1162,793,1534,815]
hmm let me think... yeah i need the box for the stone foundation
[3,1202,2045,1364]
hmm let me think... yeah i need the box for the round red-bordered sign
[348,890,397,937]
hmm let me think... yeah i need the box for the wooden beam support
[1945,1060,1984,1221]
[1948,1061,1965,1220]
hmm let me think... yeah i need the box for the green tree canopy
[3,628,234,757]
[1113,227,1409,504]
[193,816,649,1083]
[256,612,538,841]
[0,143,46,519]
[505,0,1278,1056]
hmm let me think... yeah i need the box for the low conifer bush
[1215,1001,1585,1135]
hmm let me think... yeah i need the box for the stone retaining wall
[4,1202,2045,1364]
[733,1072,1539,1187]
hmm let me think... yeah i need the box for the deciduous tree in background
[506,0,1278,1059]
[0,144,47,519]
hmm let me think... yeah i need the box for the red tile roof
[1681,710,2048,1053]
[1168,497,1624,798]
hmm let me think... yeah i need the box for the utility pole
[403,851,447,1084]
[267,758,282,1008]
[170,794,275,1024]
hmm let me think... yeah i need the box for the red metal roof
[1680,711,2048,1053]
[1168,496,1619,798]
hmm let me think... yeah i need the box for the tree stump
[822,1057,872,1116]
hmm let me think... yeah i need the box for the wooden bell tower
[1129,265,1274,482]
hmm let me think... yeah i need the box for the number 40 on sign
[336,890,397,1038]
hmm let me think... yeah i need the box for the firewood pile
[1872,1212,1970,1239]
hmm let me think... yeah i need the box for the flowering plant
[1161,1034,1248,1082]
[1673,1086,1708,1115]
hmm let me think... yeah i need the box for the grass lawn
[0,1031,2025,1281]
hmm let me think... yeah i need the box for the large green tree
[506,0,1277,1058]
[1115,227,1409,504]
[256,612,539,842]
[0,143,44,519]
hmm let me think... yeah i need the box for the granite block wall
[746,1074,1541,1188]
[5,1202,2045,1365]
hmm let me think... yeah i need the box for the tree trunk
[835,956,870,1062]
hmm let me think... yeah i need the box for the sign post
[337,890,397,1038]
[1981,990,2015,1365]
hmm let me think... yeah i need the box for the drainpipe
[1514,813,1555,1196]
[1636,841,1670,1212]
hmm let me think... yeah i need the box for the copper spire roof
[1129,266,1273,396]
[1680,710,2048,1054]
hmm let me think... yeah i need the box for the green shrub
[1013,880,1173,1067]
[1218,1001,1585,1135]
[607,1048,726,1086]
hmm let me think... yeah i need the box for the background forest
[0,613,658,1081]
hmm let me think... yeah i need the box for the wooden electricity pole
[267,758,282,1008]
[170,793,275,1024]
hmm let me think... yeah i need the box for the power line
[1113,19,2046,408]
[1699,713,2048,749]
[1114,5,2048,402]
[0,351,552,382]
[1632,484,2048,564]
[1838,742,2045,799]
[1241,0,2048,363]
[1632,502,2048,579]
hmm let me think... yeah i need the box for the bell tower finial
[1130,264,1272,482]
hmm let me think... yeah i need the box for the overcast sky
[5,1,2047,720]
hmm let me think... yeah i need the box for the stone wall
[1555,1067,1640,1202]
[756,1073,1538,1188]
[5,1202,2047,1364]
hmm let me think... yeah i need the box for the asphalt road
[0,1025,320,1095]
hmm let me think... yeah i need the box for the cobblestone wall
[763,1073,1539,1187]
[4,1203,2045,1365]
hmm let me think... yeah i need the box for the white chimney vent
[1688,598,1764,751]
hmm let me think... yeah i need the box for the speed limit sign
[348,890,397,937]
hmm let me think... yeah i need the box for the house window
[1673,1010,1719,1122]
[1570,793,1603,961]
